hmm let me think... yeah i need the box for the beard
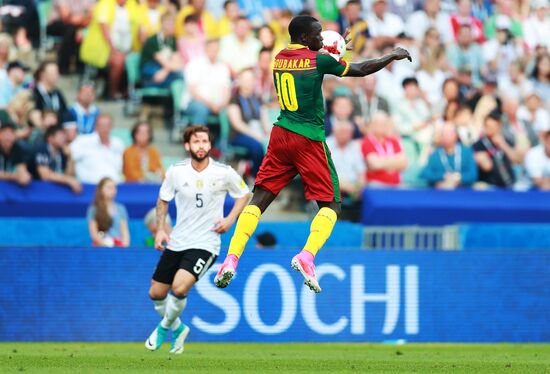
[189,148,210,162]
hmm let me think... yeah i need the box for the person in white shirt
[182,39,231,125]
[525,130,550,190]
[219,16,262,76]
[523,0,550,51]
[367,0,405,45]
[326,120,366,222]
[145,125,251,354]
[69,114,124,184]
[406,0,454,44]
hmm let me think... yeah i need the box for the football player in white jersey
[145,126,251,354]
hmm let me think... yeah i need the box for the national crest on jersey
[272,44,349,142]
[159,158,250,255]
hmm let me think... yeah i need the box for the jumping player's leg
[291,141,341,293]
[215,126,297,288]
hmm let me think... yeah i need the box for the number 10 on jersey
[275,72,298,111]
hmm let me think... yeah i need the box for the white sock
[161,294,187,330]
[153,298,167,317]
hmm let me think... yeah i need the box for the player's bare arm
[345,47,412,77]
[214,192,252,233]
[154,198,170,250]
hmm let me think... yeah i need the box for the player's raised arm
[345,47,412,77]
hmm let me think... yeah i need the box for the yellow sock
[303,207,337,257]
[227,205,261,258]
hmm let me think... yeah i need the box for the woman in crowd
[177,14,205,66]
[530,54,550,103]
[87,177,130,247]
[123,121,164,182]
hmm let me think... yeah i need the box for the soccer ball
[320,30,346,60]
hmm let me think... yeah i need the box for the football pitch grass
[1,343,548,373]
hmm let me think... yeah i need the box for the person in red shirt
[362,112,408,186]
[450,0,485,43]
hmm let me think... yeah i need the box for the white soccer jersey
[159,158,250,255]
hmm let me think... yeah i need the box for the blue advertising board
[0,248,548,342]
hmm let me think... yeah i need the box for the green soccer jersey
[272,44,350,141]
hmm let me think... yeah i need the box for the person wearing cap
[28,125,82,193]
[60,111,79,144]
[523,0,550,50]
[517,91,550,135]
[484,0,524,40]
[69,82,100,135]
[0,61,28,108]
[473,110,522,188]
[524,130,550,190]
[0,121,31,186]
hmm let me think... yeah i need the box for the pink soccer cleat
[291,250,322,293]
[214,254,239,288]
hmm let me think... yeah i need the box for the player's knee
[171,286,189,299]
[331,203,342,217]
[148,287,168,300]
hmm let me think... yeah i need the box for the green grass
[0,343,549,373]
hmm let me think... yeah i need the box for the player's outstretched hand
[154,230,170,251]
[213,217,234,234]
[392,47,412,62]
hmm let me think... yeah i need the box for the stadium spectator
[453,104,480,146]
[0,120,31,186]
[484,0,524,40]
[70,114,124,184]
[143,207,172,247]
[362,112,407,187]
[5,91,35,142]
[175,0,217,39]
[406,0,453,44]
[421,122,478,188]
[523,0,550,51]
[450,0,485,43]
[135,0,167,50]
[501,96,539,152]
[28,125,81,193]
[257,25,279,51]
[0,34,13,79]
[473,110,520,188]
[219,16,261,76]
[177,14,206,66]
[255,48,276,104]
[325,95,362,139]
[80,0,135,100]
[482,16,523,80]
[367,0,405,46]
[336,0,370,54]
[182,39,231,126]
[355,75,390,125]
[46,0,94,74]
[447,24,486,87]
[417,28,447,106]
[87,177,130,247]
[140,12,183,89]
[393,77,433,159]
[123,121,164,183]
[218,0,241,38]
[326,120,366,222]
[227,69,267,177]
[69,82,100,135]
[0,0,40,49]
[60,111,78,145]
[32,61,68,115]
[497,61,534,101]
[517,92,550,135]
[530,54,550,102]
[0,61,28,108]
[524,130,550,190]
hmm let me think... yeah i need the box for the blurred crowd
[0,0,549,222]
